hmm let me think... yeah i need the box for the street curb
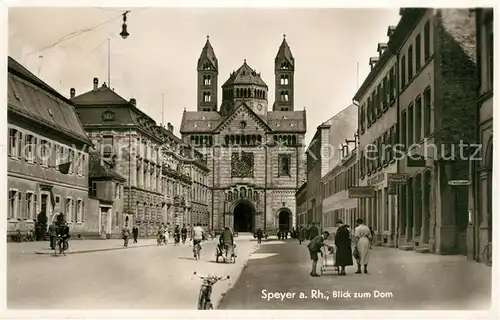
[34,244,156,255]
[214,243,260,310]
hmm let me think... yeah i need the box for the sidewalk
[219,242,492,310]
[8,238,157,255]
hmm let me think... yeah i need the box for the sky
[8,7,401,144]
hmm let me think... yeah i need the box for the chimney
[377,43,388,57]
[387,25,396,38]
[369,56,379,70]
[167,122,174,132]
[93,77,98,90]
[129,98,136,106]
[70,88,76,99]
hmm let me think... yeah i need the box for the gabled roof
[180,110,222,133]
[88,151,126,182]
[275,35,294,68]
[71,83,128,105]
[197,37,218,71]
[7,57,91,145]
[265,110,306,133]
[222,60,267,87]
[214,102,272,132]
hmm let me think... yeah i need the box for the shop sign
[348,186,376,198]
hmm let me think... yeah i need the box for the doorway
[233,202,253,232]
[278,209,291,233]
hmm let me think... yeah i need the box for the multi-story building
[390,9,477,254]
[88,151,127,238]
[180,36,307,234]
[184,147,211,227]
[469,8,493,262]
[322,141,359,234]
[353,27,400,248]
[7,57,93,240]
[295,181,307,228]
[305,104,358,230]
[72,79,193,237]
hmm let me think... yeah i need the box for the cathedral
[180,35,307,234]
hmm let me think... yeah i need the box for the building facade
[180,36,307,234]
[375,9,478,254]
[295,182,307,228]
[322,145,359,235]
[468,8,493,262]
[72,79,209,237]
[7,57,93,240]
[354,27,400,248]
[88,151,127,239]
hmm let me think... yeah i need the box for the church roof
[71,83,128,105]
[275,35,294,66]
[197,36,218,71]
[180,110,222,133]
[222,60,268,87]
[7,56,91,145]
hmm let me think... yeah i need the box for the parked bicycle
[193,272,230,310]
[54,235,69,256]
[482,242,492,266]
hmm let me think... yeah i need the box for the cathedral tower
[274,35,295,111]
[197,36,218,112]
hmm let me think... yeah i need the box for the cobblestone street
[7,238,258,309]
[219,240,492,310]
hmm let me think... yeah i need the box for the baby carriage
[215,242,237,263]
[321,244,339,275]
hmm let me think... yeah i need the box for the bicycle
[193,272,230,310]
[193,241,202,260]
[482,242,492,266]
[54,236,69,256]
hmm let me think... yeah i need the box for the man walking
[256,228,263,244]
[219,227,234,260]
[122,224,130,247]
[48,221,57,250]
[132,226,138,243]
[307,230,331,277]
[308,222,319,240]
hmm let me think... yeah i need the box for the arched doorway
[233,202,254,232]
[278,208,292,233]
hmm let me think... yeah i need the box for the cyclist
[57,222,70,252]
[192,223,205,258]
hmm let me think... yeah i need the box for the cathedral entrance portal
[233,202,254,233]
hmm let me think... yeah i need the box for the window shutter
[82,201,85,222]
[17,192,22,219]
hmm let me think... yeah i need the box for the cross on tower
[283,34,286,39]
[206,35,210,40]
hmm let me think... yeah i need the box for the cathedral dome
[222,60,268,88]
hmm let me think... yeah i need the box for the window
[384,132,389,165]
[383,76,389,108]
[24,134,36,162]
[203,92,211,102]
[101,135,114,158]
[408,45,413,80]
[367,98,372,124]
[415,33,421,70]
[8,128,22,158]
[280,91,289,102]
[77,199,83,222]
[423,87,432,136]
[115,183,121,199]
[55,195,60,204]
[415,96,422,141]
[400,55,406,89]
[401,110,407,149]
[408,103,414,145]
[91,182,97,197]
[115,210,119,227]
[485,18,494,91]
[204,75,211,86]
[25,192,34,219]
[40,140,50,166]
[8,190,21,219]
[72,198,76,222]
[424,21,430,61]
[65,197,72,219]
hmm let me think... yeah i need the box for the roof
[265,110,306,133]
[88,151,126,182]
[180,110,222,133]
[275,36,294,67]
[222,61,268,87]
[197,37,218,71]
[71,83,128,105]
[7,57,91,145]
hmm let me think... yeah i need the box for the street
[219,240,492,310]
[7,238,258,309]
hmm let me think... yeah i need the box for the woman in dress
[354,218,372,274]
[334,220,353,275]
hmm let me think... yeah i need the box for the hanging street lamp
[120,10,131,39]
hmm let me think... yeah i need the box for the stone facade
[468,8,493,263]
[181,36,306,234]
[7,57,94,241]
[295,182,307,228]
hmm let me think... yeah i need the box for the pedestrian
[308,222,319,240]
[298,227,305,244]
[256,228,263,244]
[181,224,188,244]
[354,218,372,274]
[164,226,169,245]
[132,226,138,243]
[307,230,331,277]
[334,220,353,276]
[174,225,180,245]
[48,221,57,250]
[122,224,130,247]
[219,226,234,261]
